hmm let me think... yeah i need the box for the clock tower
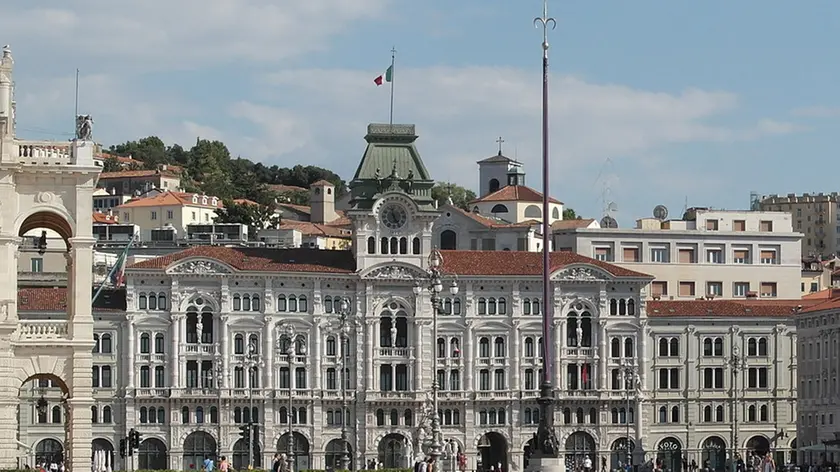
[347,123,438,272]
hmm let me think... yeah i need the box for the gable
[165,258,233,276]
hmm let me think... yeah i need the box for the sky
[1,0,838,225]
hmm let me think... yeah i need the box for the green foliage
[431,182,476,211]
[106,137,346,204]
[214,199,281,232]
[563,208,582,220]
[102,156,123,173]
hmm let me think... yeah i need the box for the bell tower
[346,123,439,272]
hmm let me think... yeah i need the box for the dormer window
[202,196,207,205]
[211,197,218,206]
[192,195,198,204]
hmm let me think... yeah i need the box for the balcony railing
[15,321,70,342]
[563,347,597,357]
[182,343,219,355]
[378,347,412,358]
[14,141,74,166]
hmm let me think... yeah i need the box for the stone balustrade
[14,140,74,165]
[15,320,70,341]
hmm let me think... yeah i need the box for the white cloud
[0,0,390,69]
[791,106,840,118]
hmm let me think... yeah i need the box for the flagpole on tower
[389,46,396,126]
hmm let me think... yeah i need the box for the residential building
[800,257,840,296]
[115,191,223,240]
[93,188,133,212]
[759,193,840,258]
[15,124,801,472]
[554,209,803,300]
[794,294,840,463]
[98,168,182,196]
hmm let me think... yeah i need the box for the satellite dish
[600,216,618,229]
[653,205,669,221]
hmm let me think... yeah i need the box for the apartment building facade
[554,210,802,300]
[759,193,840,259]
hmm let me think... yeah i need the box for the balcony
[367,391,417,401]
[474,390,516,401]
[14,321,70,344]
[378,347,412,358]
[559,389,600,399]
[134,388,170,398]
[182,343,219,356]
[15,140,74,166]
[437,391,468,400]
[135,353,166,363]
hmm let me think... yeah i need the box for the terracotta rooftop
[311,179,334,187]
[278,221,352,238]
[117,191,223,209]
[18,288,125,312]
[647,299,815,317]
[233,198,259,206]
[802,288,840,300]
[99,169,178,179]
[470,185,562,205]
[450,206,536,229]
[129,246,356,273]
[92,212,119,224]
[799,289,840,313]
[438,250,650,278]
[552,218,597,230]
[277,203,311,215]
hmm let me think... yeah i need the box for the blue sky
[2,0,838,224]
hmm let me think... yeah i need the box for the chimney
[309,180,338,224]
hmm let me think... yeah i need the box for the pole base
[526,457,565,472]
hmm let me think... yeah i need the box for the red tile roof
[552,219,597,230]
[277,203,311,215]
[117,191,223,209]
[439,250,651,278]
[99,169,178,179]
[278,221,352,238]
[470,185,562,205]
[93,212,119,224]
[311,179,334,187]
[799,289,840,313]
[18,288,123,312]
[647,299,815,317]
[129,246,356,273]
[802,288,840,300]
[450,206,537,229]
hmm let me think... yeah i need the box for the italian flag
[373,65,393,86]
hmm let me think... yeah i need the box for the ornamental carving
[556,267,609,282]
[366,265,424,280]
[36,191,55,204]
[167,259,231,275]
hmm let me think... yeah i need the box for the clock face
[380,203,408,230]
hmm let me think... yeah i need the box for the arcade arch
[278,432,310,471]
[477,432,507,472]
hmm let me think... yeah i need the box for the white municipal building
[0,44,800,472]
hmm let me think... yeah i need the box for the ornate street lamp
[324,297,357,470]
[729,345,743,472]
[277,325,304,471]
[413,248,459,463]
[238,341,263,469]
[621,360,639,467]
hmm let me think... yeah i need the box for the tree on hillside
[214,200,280,236]
[108,136,170,169]
[102,156,123,173]
[563,208,582,220]
[432,182,476,211]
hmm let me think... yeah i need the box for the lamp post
[277,325,304,471]
[413,248,460,464]
[324,297,357,470]
[239,341,263,470]
[214,359,224,458]
[729,346,742,472]
[621,360,638,468]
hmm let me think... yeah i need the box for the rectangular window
[733,220,746,232]
[678,248,695,264]
[760,250,777,264]
[623,247,639,262]
[678,282,695,298]
[651,281,668,297]
[594,247,611,261]
[30,258,43,273]
[470,239,478,250]
[702,367,724,389]
[706,249,723,264]
[650,247,668,263]
[150,211,157,220]
[734,282,750,297]
[706,282,723,296]
[517,238,528,251]
[482,239,496,251]
[733,249,749,264]
[705,220,719,231]
[760,220,773,232]
[760,282,777,298]
[748,367,769,389]
[166,210,174,219]
[811,282,819,293]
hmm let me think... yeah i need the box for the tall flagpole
[389,46,396,126]
[74,69,79,134]
[532,0,561,465]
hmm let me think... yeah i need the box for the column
[465,323,474,391]
[0,237,19,325]
[171,314,182,388]
[263,316,274,389]
[599,320,608,390]
[128,317,136,388]
[639,322,649,388]
[554,323,563,389]
[512,324,521,390]
[558,320,566,389]
[66,351,94,472]
[68,237,95,333]
[313,320,321,390]
[366,321,375,390]
[414,321,424,390]
[634,397,643,446]
[223,321,231,388]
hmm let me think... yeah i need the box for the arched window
[103,406,113,423]
[490,204,509,214]
[440,230,457,250]
[367,237,376,254]
[101,333,113,353]
[182,406,190,424]
[489,179,500,193]
[524,205,542,218]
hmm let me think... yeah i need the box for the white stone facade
[795,302,840,463]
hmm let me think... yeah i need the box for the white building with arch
[11,122,803,471]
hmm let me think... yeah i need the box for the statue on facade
[390,325,397,346]
[196,321,204,343]
[75,114,93,140]
[634,372,643,395]
[575,325,583,346]
[404,437,415,466]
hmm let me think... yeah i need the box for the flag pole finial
[389,47,396,126]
